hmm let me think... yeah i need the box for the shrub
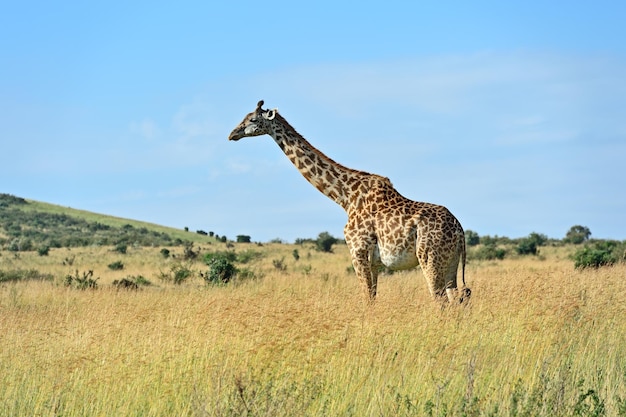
[172,263,193,284]
[65,270,99,290]
[37,245,50,256]
[158,262,194,285]
[272,257,287,271]
[133,275,152,286]
[204,257,238,285]
[471,243,506,261]
[112,278,139,290]
[204,251,237,265]
[62,255,75,266]
[516,239,538,256]
[573,242,618,269]
[114,243,127,254]
[108,261,124,270]
[183,241,199,260]
[160,248,170,258]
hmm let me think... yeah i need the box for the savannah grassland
[1,242,625,416]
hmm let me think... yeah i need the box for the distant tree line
[465,225,625,268]
[1,194,623,269]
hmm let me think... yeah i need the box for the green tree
[564,225,591,244]
[236,235,251,243]
[465,230,480,246]
[316,232,338,253]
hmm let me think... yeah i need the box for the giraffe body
[229,101,470,303]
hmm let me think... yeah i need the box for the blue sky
[2,1,625,242]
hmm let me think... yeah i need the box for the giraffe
[228,100,471,304]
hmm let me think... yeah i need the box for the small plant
[160,248,170,258]
[112,278,139,290]
[292,249,300,261]
[37,245,50,256]
[183,241,199,260]
[203,257,238,285]
[114,243,127,254]
[272,257,287,272]
[158,262,194,285]
[133,275,152,286]
[108,261,125,271]
[65,270,99,290]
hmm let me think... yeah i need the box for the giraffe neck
[268,113,371,211]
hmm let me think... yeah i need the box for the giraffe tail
[461,236,467,288]
[459,234,471,302]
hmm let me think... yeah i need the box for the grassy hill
[0,193,218,249]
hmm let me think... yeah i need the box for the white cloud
[173,100,217,139]
[130,118,160,140]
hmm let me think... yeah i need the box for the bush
[114,243,127,254]
[133,275,152,286]
[65,270,99,290]
[516,239,538,255]
[573,242,618,269]
[204,257,238,285]
[183,241,199,260]
[204,251,237,265]
[112,278,139,290]
[272,257,287,271]
[471,243,506,261]
[108,261,124,270]
[37,245,50,256]
[158,262,194,285]
[160,248,170,258]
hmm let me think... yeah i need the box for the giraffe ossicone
[229,100,471,304]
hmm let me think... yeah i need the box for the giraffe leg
[345,235,378,301]
[351,251,377,301]
[418,250,448,302]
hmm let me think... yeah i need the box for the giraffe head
[228,100,277,141]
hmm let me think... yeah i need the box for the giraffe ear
[256,100,264,111]
[263,109,276,120]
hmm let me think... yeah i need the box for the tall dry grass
[1,244,625,416]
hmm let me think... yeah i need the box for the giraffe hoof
[459,287,472,303]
